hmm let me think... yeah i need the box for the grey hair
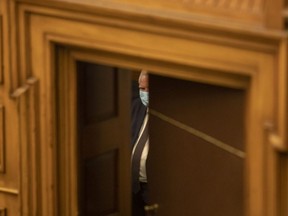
[139,70,148,82]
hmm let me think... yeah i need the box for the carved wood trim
[0,15,3,84]
[56,47,78,216]
[156,0,264,12]
[0,14,4,174]
[10,77,38,99]
[16,0,284,36]
[0,105,5,173]
[0,187,19,195]
[0,208,6,216]
[17,76,41,216]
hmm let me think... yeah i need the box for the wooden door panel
[149,117,244,215]
[79,63,118,125]
[84,150,118,215]
[148,74,245,216]
[82,120,120,157]
[77,62,130,216]
[150,75,245,151]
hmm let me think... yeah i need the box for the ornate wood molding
[0,17,4,173]
[144,0,264,12]
[0,187,19,195]
[0,15,3,84]
[0,208,6,216]
[0,105,5,173]
[16,0,284,32]
[10,77,38,99]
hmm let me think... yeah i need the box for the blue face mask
[139,90,149,106]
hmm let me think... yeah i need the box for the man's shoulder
[132,99,146,115]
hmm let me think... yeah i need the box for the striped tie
[132,116,149,193]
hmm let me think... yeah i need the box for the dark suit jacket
[131,80,147,149]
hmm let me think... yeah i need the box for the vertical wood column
[0,0,20,215]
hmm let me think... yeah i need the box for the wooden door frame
[56,46,133,216]
[11,1,288,216]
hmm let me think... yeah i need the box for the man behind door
[131,70,149,216]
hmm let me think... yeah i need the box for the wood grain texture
[0,208,6,216]
[3,0,287,216]
[0,1,21,216]
[0,16,2,84]
[16,0,284,30]
[0,106,5,173]
[165,0,264,11]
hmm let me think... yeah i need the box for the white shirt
[132,112,149,183]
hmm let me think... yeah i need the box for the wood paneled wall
[0,0,287,216]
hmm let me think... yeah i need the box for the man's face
[139,74,149,92]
